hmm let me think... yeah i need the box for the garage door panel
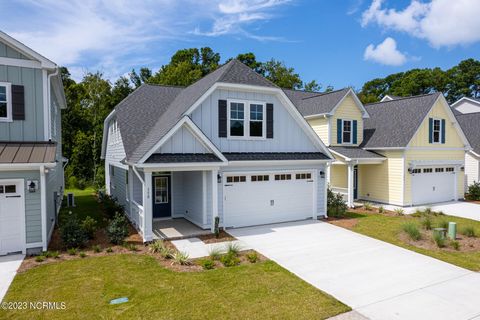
[224,172,314,228]
[0,180,24,255]
[411,167,455,205]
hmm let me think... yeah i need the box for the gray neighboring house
[101,59,333,242]
[454,110,480,188]
[0,31,66,255]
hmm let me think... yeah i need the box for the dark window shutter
[428,118,433,143]
[352,120,358,144]
[266,103,273,138]
[218,100,227,137]
[337,119,342,144]
[441,119,446,144]
[11,85,25,120]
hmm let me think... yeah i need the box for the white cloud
[361,0,480,47]
[1,0,291,80]
[364,37,407,66]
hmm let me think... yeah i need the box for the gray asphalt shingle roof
[329,146,385,159]
[145,153,222,163]
[118,60,278,163]
[283,88,350,117]
[223,152,329,161]
[361,92,442,148]
[455,112,480,154]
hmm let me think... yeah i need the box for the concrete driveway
[229,220,480,320]
[0,254,24,302]
[383,201,480,221]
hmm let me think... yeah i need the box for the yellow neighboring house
[285,88,471,207]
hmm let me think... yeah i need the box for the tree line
[61,48,479,187]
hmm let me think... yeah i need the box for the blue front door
[152,175,171,218]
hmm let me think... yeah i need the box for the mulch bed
[198,230,236,244]
[326,216,359,229]
[400,230,480,252]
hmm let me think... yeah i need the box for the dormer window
[432,119,441,143]
[342,120,352,144]
[0,82,12,122]
[227,100,266,139]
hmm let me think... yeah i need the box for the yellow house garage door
[411,167,456,205]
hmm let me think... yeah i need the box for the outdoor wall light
[319,171,325,178]
[408,167,413,174]
[27,180,38,193]
[217,173,222,183]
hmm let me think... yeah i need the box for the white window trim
[341,119,353,145]
[226,99,266,140]
[0,82,12,122]
[432,118,442,144]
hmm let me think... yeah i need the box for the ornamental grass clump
[420,216,433,230]
[402,222,421,241]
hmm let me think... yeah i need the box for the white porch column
[142,171,153,242]
[326,162,331,187]
[211,169,219,232]
[347,163,354,208]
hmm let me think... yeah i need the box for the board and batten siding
[0,171,42,244]
[0,65,44,141]
[190,88,317,153]
[330,95,364,147]
[0,42,30,59]
[158,125,209,154]
[358,151,404,206]
[110,166,130,213]
[308,117,329,146]
[465,152,480,189]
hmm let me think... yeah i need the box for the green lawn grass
[0,255,349,320]
[59,188,106,227]
[345,212,480,271]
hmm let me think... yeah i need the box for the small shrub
[149,240,165,253]
[363,202,373,211]
[172,251,190,265]
[42,251,53,258]
[221,253,240,267]
[424,207,433,215]
[208,247,222,261]
[378,206,385,214]
[160,247,173,259]
[450,240,460,250]
[92,245,101,253]
[436,211,445,216]
[433,232,445,248]
[437,220,449,230]
[106,247,113,253]
[420,216,433,230]
[226,242,241,256]
[199,258,215,270]
[402,223,421,241]
[246,252,258,263]
[126,243,138,252]
[106,213,129,245]
[60,216,88,248]
[394,208,405,216]
[81,216,98,239]
[327,188,347,218]
[35,255,46,262]
[467,181,480,200]
[461,226,476,238]
[101,194,125,219]
[214,216,220,238]
[67,248,77,256]
[411,209,423,218]
[51,251,60,259]
[67,176,78,189]
[79,252,87,258]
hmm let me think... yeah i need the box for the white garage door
[0,180,24,255]
[411,167,456,205]
[224,171,314,228]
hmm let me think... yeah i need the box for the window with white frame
[0,82,12,121]
[228,100,265,138]
[342,120,352,144]
[432,119,441,143]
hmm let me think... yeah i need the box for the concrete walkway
[171,238,250,259]
[382,201,480,221]
[0,254,24,302]
[229,220,480,320]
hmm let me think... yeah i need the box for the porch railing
[331,187,348,202]
[130,200,144,234]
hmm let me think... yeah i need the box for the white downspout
[40,165,47,251]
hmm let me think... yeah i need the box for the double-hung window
[228,100,265,139]
[432,119,441,143]
[0,82,12,122]
[342,120,352,144]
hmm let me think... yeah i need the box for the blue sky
[2,0,479,90]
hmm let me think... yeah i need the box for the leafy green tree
[446,58,480,102]
[303,80,322,92]
[260,59,303,89]
[129,68,152,88]
[232,52,263,73]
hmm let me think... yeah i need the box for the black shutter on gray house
[218,99,227,137]
[266,103,273,138]
[12,85,25,120]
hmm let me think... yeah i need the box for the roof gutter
[0,162,57,171]
[100,109,117,159]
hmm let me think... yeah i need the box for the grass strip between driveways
[1,254,349,319]
[344,212,480,271]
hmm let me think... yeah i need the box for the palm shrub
[327,188,347,218]
[402,222,421,241]
[61,216,88,248]
[106,213,129,244]
[467,182,480,200]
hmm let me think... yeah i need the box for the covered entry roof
[329,146,385,161]
[0,142,56,163]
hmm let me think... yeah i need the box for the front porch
[152,218,211,240]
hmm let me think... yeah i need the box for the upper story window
[342,120,352,144]
[228,100,266,139]
[0,82,12,122]
[432,119,441,143]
